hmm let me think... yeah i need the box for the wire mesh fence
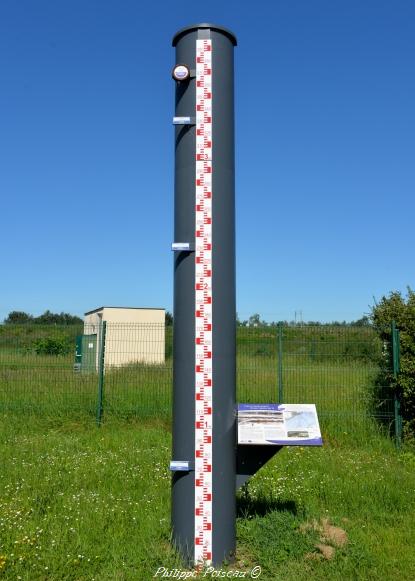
[0,322,399,439]
[279,325,395,437]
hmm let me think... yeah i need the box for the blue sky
[1,0,414,323]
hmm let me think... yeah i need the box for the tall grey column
[171,23,237,566]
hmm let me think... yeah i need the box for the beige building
[83,307,165,368]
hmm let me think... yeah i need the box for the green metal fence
[237,323,398,433]
[0,321,401,440]
[280,324,396,438]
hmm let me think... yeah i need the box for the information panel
[238,403,323,446]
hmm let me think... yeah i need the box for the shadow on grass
[237,494,298,518]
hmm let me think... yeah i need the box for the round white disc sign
[172,64,190,81]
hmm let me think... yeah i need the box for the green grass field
[0,415,414,580]
[0,324,409,579]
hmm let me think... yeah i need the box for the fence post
[278,322,283,402]
[96,321,107,426]
[391,320,402,448]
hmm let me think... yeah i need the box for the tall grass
[0,415,414,580]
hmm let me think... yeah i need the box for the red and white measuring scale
[194,38,213,564]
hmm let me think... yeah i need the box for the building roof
[84,306,165,316]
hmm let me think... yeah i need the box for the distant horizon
[1,306,376,325]
[0,295,391,324]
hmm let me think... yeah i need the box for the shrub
[32,336,71,356]
[371,288,415,440]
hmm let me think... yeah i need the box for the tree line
[1,310,373,327]
[3,310,83,325]
[236,313,371,327]
[5,310,176,327]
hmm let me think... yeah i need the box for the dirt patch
[300,517,348,546]
[320,518,348,547]
[315,543,336,560]
[300,516,348,561]
[305,543,336,561]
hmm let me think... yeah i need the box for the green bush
[372,288,415,440]
[32,336,72,356]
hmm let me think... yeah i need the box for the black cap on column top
[172,23,237,46]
